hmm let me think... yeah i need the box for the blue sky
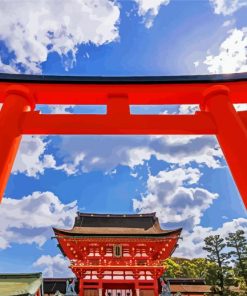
[0,0,247,277]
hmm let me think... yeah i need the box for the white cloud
[133,167,218,231]
[13,135,88,177]
[134,0,170,28]
[0,57,19,73]
[47,105,76,114]
[204,27,247,74]
[49,103,221,175]
[0,191,77,249]
[178,105,199,114]
[234,104,247,111]
[55,134,222,174]
[210,0,247,15]
[194,61,200,68]
[175,217,247,258]
[222,19,235,27]
[0,0,120,73]
[12,136,58,177]
[11,118,222,177]
[33,254,74,277]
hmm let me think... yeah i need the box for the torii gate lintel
[0,73,247,208]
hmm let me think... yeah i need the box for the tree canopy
[162,229,247,295]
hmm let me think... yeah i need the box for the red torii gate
[0,73,247,208]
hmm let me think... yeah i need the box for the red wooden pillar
[134,284,139,296]
[153,280,159,296]
[98,270,103,296]
[153,269,159,296]
[79,278,84,296]
[134,270,139,296]
[0,85,34,202]
[201,85,247,208]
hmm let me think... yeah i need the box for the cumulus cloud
[0,191,77,249]
[47,105,75,114]
[33,254,74,277]
[222,19,235,27]
[54,134,222,174]
[234,104,247,111]
[12,135,89,177]
[0,57,19,73]
[178,105,199,114]
[134,0,170,28]
[0,0,120,73]
[204,27,247,74]
[175,217,247,258]
[10,116,222,177]
[133,167,218,231]
[46,103,221,174]
[209,0,247,15]
[12,136,58,177]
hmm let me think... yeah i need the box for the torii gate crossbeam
[0,73,247,208]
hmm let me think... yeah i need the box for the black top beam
[0,72,247,84]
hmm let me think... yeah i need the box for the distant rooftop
[0,273,42,296]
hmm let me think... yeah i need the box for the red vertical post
[153,269,159,296]
[98,271,103,296]
[79,278,83,296]
[0,85,34,202]
[201,85,247,208]
[134,270,139,296]
[154,280,159,296]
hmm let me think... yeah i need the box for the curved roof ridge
[53,226,182,237]
[53,212,182,237]
[76,212,156,218]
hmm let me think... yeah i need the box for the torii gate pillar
[0,85,34,201]
[201,85,247,202]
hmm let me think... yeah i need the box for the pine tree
[226,230,247,286]
[203,235,232,295]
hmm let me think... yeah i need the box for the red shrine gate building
[53,213,182,296]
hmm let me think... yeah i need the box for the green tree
[162,258,181,278]
[179,258,203,278]
[163,257,216,280]
[226,230,247,286]
[191,258,220,285]
[203,235,233,295]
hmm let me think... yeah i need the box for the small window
[113,245,122,257]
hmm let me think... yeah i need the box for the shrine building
[53,212,182,296]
